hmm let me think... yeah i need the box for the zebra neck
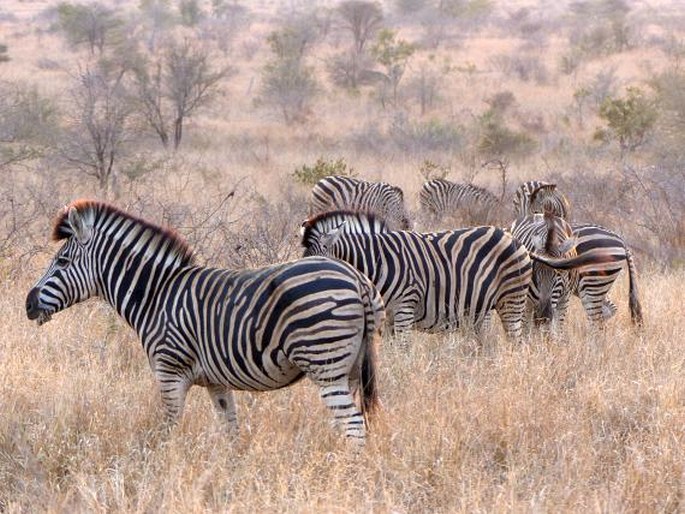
[96,235,188,335]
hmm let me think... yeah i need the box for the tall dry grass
[2,264,683,512]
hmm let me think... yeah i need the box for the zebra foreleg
[206,384,239,432]
[156,373,191,428]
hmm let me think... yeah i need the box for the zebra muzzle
[26,288,52,325]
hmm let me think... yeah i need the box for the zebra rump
[302,210,533,340]
[26,200,385,443]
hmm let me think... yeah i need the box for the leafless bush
[489,53,548,84]
[220,188,309,269]
[550,165,685,266]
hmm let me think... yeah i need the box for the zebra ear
[321,222,346,250]
[67,206,93,244]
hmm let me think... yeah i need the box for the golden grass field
[1,0,685,512]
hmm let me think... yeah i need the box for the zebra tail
[626,248,644,326]
[360,284,384,417]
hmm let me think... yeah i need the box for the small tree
[133,38,230,149]
[335,1,383,89]
[56,2,124,55]
[0,44,9,63]
[258,28,318,124]
[58,64,134,192]
[594,86,658,157]
[370,28,415,106]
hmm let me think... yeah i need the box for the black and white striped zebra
[513,180,571,220]
[419,178,499,226]
[510,211,578,328]
[25,200,385,443]
[310,175,412,230]
[301,210,533,340]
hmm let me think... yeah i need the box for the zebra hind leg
[318,379,367,444]
[206,384,239,432]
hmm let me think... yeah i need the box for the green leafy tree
[370,28,415,106]
[594,86,658,156]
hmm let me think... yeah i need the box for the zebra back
[419,178,498,225]
[310,175,412,230]
[310,175,411,230]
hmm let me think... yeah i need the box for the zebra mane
[52,199,196,265]
[301,209,389,247]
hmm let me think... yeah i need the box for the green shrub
[291,157,356,186]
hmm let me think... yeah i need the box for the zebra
[514,181,643,326]
[513,180,571,220]
[510,211,578,329]
[310,175,412,231]
[25,200,385,443]
[301,210,533,340]
[419,178,499,227]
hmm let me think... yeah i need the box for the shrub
[594,86,658,156]
[291,157,356,186]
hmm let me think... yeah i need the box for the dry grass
[2,266,684,512]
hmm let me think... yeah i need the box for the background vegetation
[1,0,684,511]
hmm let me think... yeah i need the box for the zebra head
[26,202,100,325]
[301,210,389,257]
[511,210,576,323]
[530,212,576,322]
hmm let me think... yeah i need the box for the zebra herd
[25,175,642,445]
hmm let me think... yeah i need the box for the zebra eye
[55,256,71,268]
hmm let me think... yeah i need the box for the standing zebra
[514,180,642,326]
[26,200,385,443]
[310,175,412,230]
[302,210,533,339]
[513,180,571,220]
[419,178,499,227]
[510,211,578,328]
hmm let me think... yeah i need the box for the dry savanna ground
[1,0,685,512]
[2,264,684,512]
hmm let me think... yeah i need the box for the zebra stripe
[301,210,533,340]
[26,200,385,442]
[510,212,578,328]
[513,180,571,220]
[310,175,411,230]
[419,179,498,226]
